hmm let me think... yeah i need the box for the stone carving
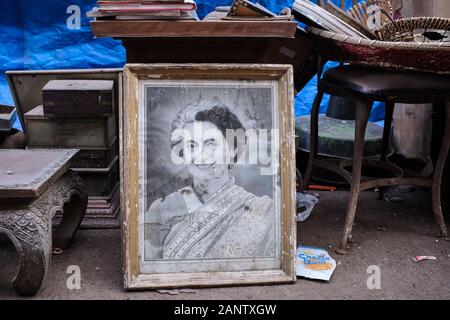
[0,171,87,296]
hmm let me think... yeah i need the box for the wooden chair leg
[381,102,394,161]
[431,98,450,240]
[379,102,395,200]
[301,88,324,192]
[336,98,373,255]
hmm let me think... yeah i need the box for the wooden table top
[90,20,298,38]
[0,149,78,199]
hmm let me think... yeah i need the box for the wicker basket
[379,17,450,42]
[307,24,450,74]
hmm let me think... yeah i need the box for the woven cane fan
[347,0,394,32]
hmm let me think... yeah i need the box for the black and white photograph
[2,0,450,307]
[139,80,282,273]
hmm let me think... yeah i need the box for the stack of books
[203,0,293,21]
[87,0,198,21]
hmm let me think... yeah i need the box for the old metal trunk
[24,105,116,150]
[42,80,114,117]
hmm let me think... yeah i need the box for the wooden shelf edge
[90,20,297,38]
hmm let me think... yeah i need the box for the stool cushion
[323,66,450,98]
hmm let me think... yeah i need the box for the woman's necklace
[192,178,235,205]
[192,183,205,204]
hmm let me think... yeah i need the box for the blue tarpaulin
[0,0,384,131]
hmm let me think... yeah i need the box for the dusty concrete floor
[0,189,449,300]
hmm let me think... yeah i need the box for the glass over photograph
[139,80,281,274]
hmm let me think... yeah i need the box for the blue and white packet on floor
[296,246,336,281]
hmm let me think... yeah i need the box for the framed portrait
[122,64,296,289]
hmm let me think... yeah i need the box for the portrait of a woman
[144,100,275,260]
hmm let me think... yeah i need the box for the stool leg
[379,102,395,200]
[381,102,394,161]
[1,210,50,296]
[301,88,324,192]
[431,99,450,240]
[53,171,88,249]
[13,235,48,296]
[336,99,373,255]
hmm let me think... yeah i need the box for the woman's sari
[145,180,275,260]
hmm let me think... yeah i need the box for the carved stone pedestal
[0,149,87,296]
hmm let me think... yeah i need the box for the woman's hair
[170,100,245,162]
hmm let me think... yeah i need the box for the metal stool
[302,66,450,254]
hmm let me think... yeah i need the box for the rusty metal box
[42,79,114,117]
[24,105,116,150]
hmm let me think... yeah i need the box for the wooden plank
[434,0,450,17]
[393,103,433,161]
[401,0,432,17]
[90,20,297,38]
[278,63,297,283]
[128,270,294,290]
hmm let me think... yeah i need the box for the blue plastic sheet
[0,0,125,129]
[0,0,384,131]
